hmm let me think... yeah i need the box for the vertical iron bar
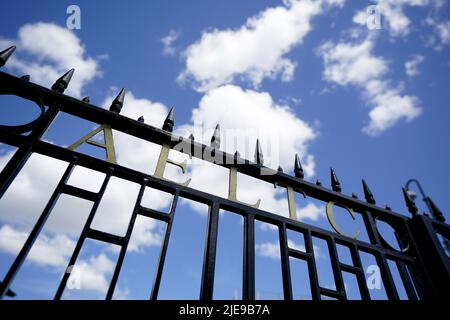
[150,190,179,300]
[105,178,148,300]
[350,243,371,300]
[242,213,255,300]
[0,158,76,298]
[54,168,113,300]
[199,202,220,300]
[361,209,382,246]
[375,252,399,300]
[0,148,32,199]
[305,230,320,300]
[327,238,346,300]
[278,223,293,300]
[396,261,418,301]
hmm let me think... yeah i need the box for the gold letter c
[326,201,360,239]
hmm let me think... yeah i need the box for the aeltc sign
[65,87,367,241]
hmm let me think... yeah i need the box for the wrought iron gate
[0,45,449,300]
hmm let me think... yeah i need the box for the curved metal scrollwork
[0,94,45,134]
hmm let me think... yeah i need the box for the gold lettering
[154,143,191,186]
[326,201,360,239]
[228,166,260,208]
[286,186,306,221]
[67,124,117,164]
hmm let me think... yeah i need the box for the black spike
[109,88,125,114]
[427,197,445,222]
[0,45,16,67]
[385,205,392,211]
[138,116,145,123]
[351,193,358,199]
[316,180,322,186]
[211,124,221,149]
[254,139,264,165]
[82,96,90,103]
[20,75,30,82]
[402,187,418,216]
[188,133,194,141]
[362,179,376,204]
[278,166,283,173]
[51,68,75,93]
[330,168,341,192]
[163,107,175,132]
[294,154,304,179]
[234,151,241,158]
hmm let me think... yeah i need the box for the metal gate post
[407,215,450,300]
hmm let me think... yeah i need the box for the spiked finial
[82,96,90,103]
[188,133,194,142]
[385,205,392,211]
[402,187,418,216]
[294,154,304,179]
[234,151,241,158]
[0,45,16,67]
[278,166,283,173]
[316,180,322,186]
[427,197,445,222]
[138,116,145,123]
[51,68,75,93]
[109,88,125,114]
[211,124,221,149]
[352,193,358,199]
[362,179,376,204]
[20,75,30,82]
[254,139,264,165]
[330,168,341,192]
[163,107,175,132]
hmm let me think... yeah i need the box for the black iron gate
[0,45,448,300]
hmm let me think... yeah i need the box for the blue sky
[0,0,449,300]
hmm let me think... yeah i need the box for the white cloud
[352,0,431,38]
[68,253,115,294]
[255,241,282,259]
[0,224,75,268]
[178,0,345,91]
[404,54,424,77]
[297,202,325,221]
[161,29,180,56]
[425,17,450,49]
[1,22,100,97]
[179,85,316,172]
[287,240,306,252]
[126,218,163,252]
[319,39,387,86]
[318,36,422,135]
